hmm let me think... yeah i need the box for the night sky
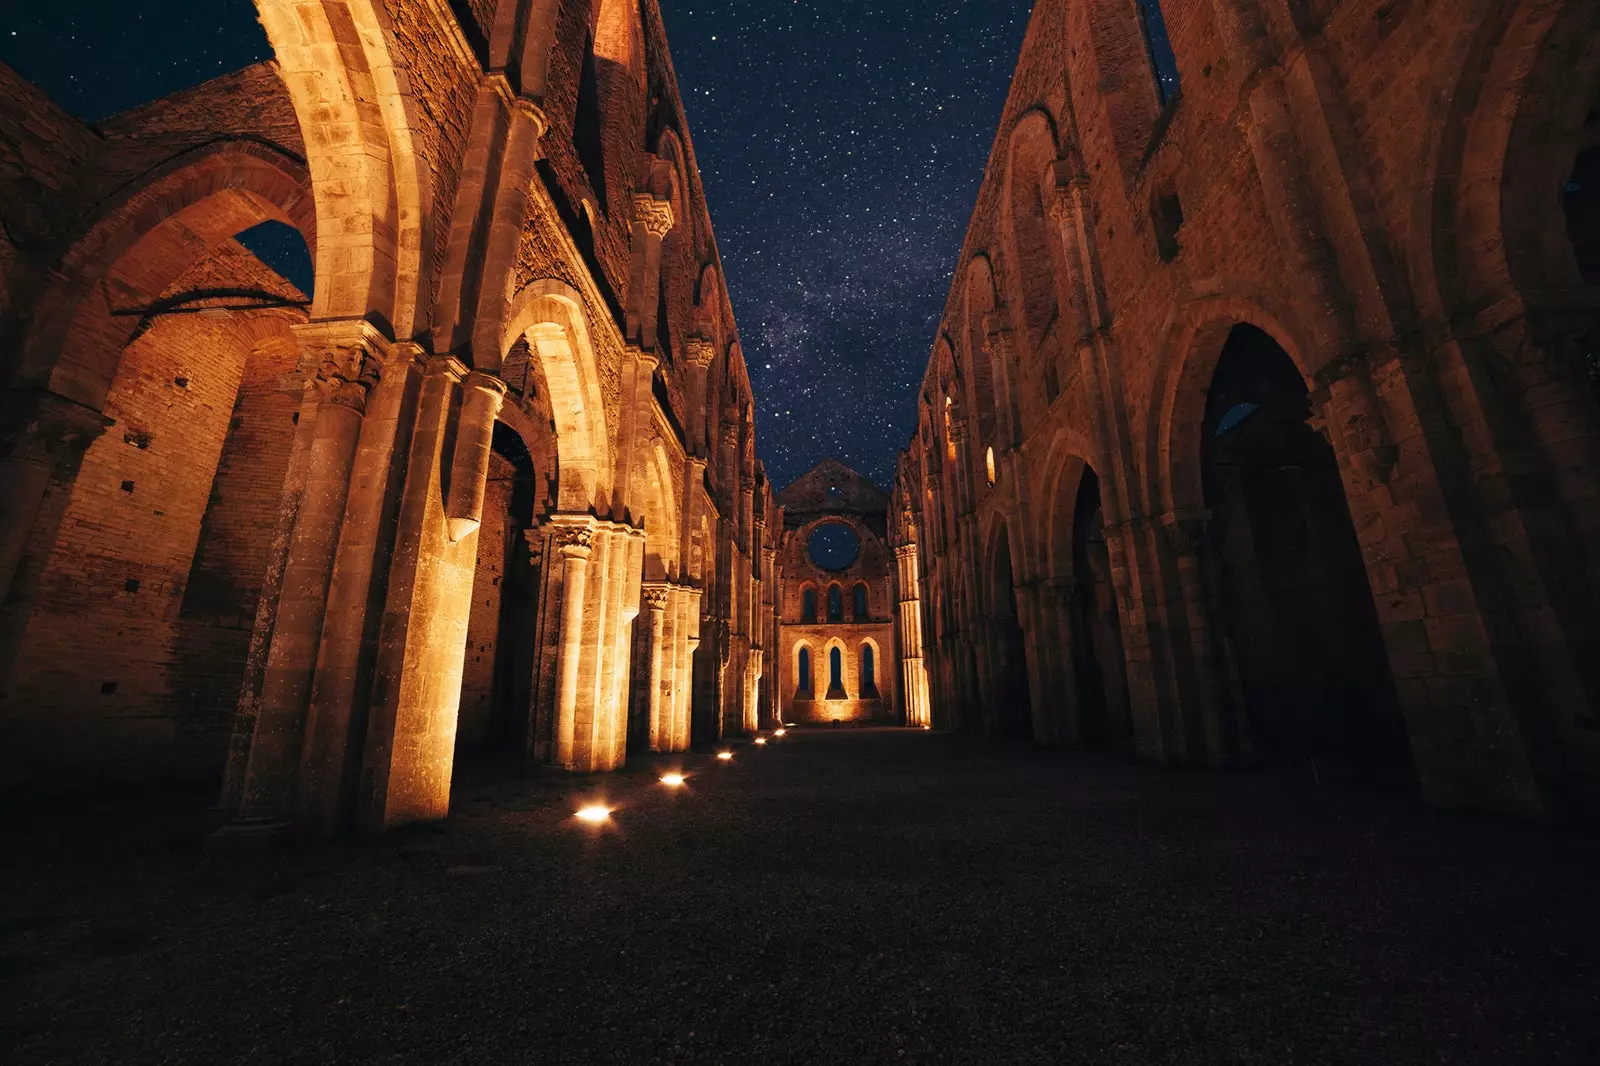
[0,0,1035,490]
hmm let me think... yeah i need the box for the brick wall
[1,244,304,788]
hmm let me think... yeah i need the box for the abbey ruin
[2,0,1598,838]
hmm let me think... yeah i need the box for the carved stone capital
[546,515,597,559]
[685,336,717,368]
[633,195,676,238]
[642,582,673,613]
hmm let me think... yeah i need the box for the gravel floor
[2,727,1598,1065]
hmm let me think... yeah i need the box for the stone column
[641,583,670,751]
[548,515,596,768]
[232,327,382,826]
[629,195,676,350]
[685,339,716,458]
[292,342,425,837]
[356,361,506,834]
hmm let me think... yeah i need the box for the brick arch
[256,0,431,339]
[1410,0,1600,326]
[1002,108,1063,353]
[15,140,314,409]
[963,255,1000,449]
[1146,289,1311,517]
[638,437,680,582]
[980,508,1031,617]
[503,279,614,512]
[1035,429,1099,581]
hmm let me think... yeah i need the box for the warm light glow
[716,751,734,761]
[774,728,788,737]
[575,805,612,824]
[754,737,768,746]
[660,773,687,787]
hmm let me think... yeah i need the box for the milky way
[0,0,1034,489]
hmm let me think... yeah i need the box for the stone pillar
[641,583,670,751]
[548,516,596,768]
[231,327,382,826]
[629,195,676,351]
[685,338,716,458]
[292,342,425,837]
[895,541,933,729]
[356,361,506,834]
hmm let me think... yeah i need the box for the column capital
[642,582,673,612]
[545,514,598,559]
[685,336,717,368]
[632,194,676,238]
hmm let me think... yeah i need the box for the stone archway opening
[1202,325,1414,784]
[456,424,543,767]
[1069,467,1132,753]
[987,524,1033,740]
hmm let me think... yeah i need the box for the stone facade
[892,0,1600,816]
[776,461,902,726]
[0,1,782,837]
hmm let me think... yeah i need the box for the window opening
[1137,0,1181,106]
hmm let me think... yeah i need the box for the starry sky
[0,0,1037,490]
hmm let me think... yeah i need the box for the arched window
[852,583,869,621]
[801,587,817,623]
[827,584,843,623]
[827,646,846,699]
[797,647,814,698]
[1137,0,1180,106]
[860,644,879,698]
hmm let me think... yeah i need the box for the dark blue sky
[0,0,1035,489]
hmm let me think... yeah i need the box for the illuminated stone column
[685,339,716,458]
[895,542,932,728]
[233,327,382,827]
[629,195,676,350]
[356,362,506,835]
[675,586,704,749]
[643,583,672,751]
[547,515,596,768]
[294,342,426,837]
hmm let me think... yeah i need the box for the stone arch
[503,280,614,512]
[858,635,883,699]
[793,640,816,698]
[1003,108,1063,354]
[1146,289,1311,518]
[638,438,680,582]
[256,0,432,338]
[798,581,818,623]
[15,141,314,408]
[823,636,849,700]
[963,256,1000,449]
[1410,0,1600,326]
[980,511,1033,739]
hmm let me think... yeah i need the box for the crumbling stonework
[0,1,780,839]
[893,0,1600,816]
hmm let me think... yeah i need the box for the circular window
[807,522,861,571]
